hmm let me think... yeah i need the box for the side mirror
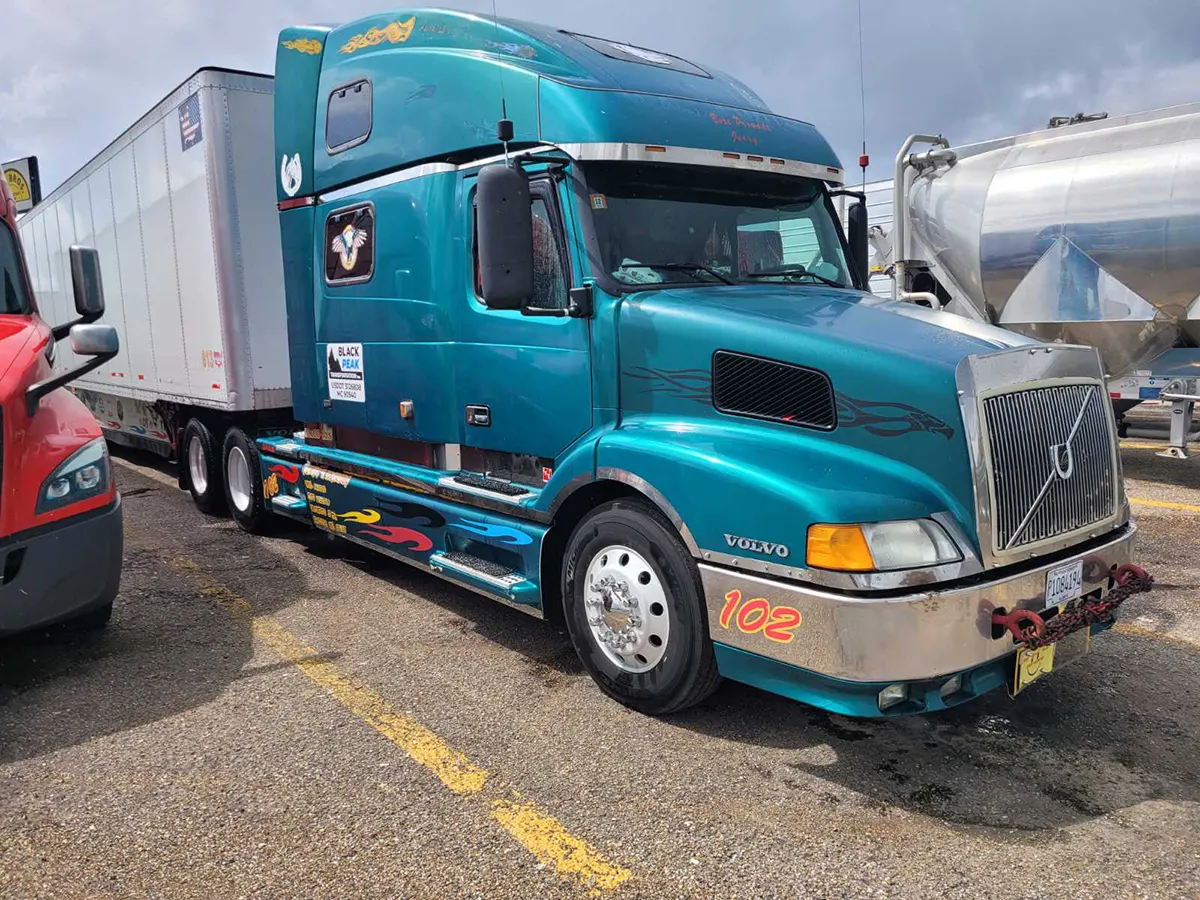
[476,163,533,310]
[26,323,120,417]
[70,323,120,356]
[51,246,105,341]
[70,246,105,318]
[847,199,870,290]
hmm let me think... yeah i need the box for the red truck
[0,175,123,635]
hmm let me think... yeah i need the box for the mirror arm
[520,284,594,319]
[50,310,102,342]
[25,349,117,418]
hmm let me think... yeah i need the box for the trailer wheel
[562,498,722,716]
[182,418,224,515]
[222,427,274,534]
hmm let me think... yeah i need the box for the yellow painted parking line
[1129,497,1200,514]
[492,798,635,892]
[167,556,632,893]
[1119,441,1169,450]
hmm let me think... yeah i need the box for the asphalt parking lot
[2,440,1198,899]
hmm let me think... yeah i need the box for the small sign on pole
[2,156,41,214]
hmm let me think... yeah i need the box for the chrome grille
[983,383,1115,552]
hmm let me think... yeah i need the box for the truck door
[456,167,592,466]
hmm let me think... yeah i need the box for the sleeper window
[326,80,372,153]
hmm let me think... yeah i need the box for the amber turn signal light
[806,523,875,571]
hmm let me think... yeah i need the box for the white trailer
[18,68,293,509]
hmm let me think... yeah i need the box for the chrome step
[430,550,527,591]
[439,474,534,503]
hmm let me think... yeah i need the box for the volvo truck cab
[226,9,1149,717]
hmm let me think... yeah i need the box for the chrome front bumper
[700,522,1137,683]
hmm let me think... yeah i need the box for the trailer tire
[182,418,224,515]
[562,498,722,716]
[223,427,274,535]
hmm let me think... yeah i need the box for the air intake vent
[712,351,836,430]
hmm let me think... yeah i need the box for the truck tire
[182,418,224,515]
[222,427,274,534]
[562,498,722,715]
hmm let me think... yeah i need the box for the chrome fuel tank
[906,102,1200,377]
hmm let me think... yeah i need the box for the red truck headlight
[36,437,112,514]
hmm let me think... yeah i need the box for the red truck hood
[0,317,40,383]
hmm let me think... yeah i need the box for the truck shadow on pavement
[284,517,1200,836]
[328,539,1200,835]
[0,467,336,767]
[669,628,1200,834]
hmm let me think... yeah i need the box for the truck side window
[530,197,568,310]
[0,224,32,314]
[326,80,372,153]
[472,189,569,310]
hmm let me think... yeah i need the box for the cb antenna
[490,0,513,164]
[855,0,868,189]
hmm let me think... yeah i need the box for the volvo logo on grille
[1050,440,1075,480]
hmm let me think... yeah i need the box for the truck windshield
[0,222,33,314]
[581,161,852,290]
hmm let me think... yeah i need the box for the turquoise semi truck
[218,9,1149,716]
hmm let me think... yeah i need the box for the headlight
[807,518,962,572]
[37,437,111,513]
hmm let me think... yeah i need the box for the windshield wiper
[619,262,736,285]
[744,264,846,288]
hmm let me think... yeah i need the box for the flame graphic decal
[451,519,532,546]
[268,464,302,484]
[336,508,382,524]
[359,525,433,552]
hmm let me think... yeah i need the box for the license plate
[1011,620,1091,695]
[1014,643,1056,693]
[1045,560,1083,608]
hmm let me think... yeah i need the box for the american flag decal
[178,92,203,151]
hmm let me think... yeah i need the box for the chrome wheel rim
[226,445,252,513]
[583,544,670,674]
[188,435,208,495]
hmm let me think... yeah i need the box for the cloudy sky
[3,0,1199,195]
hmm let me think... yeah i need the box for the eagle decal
[331,223,369,272]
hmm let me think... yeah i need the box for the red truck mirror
[69,246,105,319]
[476,163,534,310]
[69,323,119,356]
[26,323,120,417]
[50,246,106,341]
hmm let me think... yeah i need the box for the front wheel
[222,427,275,534]
[562,499,721,715]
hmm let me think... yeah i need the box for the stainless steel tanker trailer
[845,102,1200,458]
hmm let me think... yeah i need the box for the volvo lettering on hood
[724,534,791,559]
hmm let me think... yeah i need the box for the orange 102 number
[718,589,802,644]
